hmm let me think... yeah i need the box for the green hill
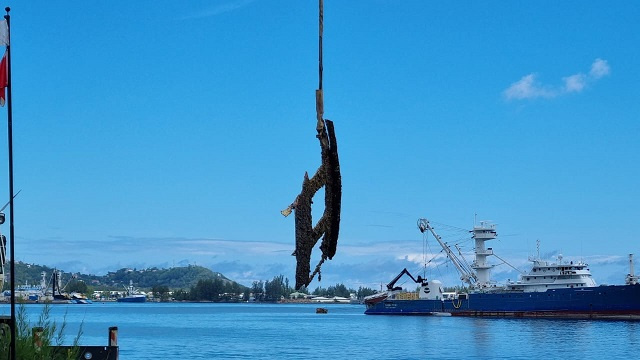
[102,265,237,289]
[4,261,246,292]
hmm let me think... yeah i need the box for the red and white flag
[0,51,6,107]
[0,19,7,107]
[0,19,7,46]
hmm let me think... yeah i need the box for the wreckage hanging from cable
[281,0,342,290]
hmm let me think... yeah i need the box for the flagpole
[4,6,16,360]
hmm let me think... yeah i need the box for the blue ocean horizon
[5,302,640,359]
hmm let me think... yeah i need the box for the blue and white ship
[364,218,640,319]
[116,280,146,303]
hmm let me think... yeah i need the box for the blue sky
[1,0,639,290]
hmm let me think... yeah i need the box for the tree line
[167,278,250,302]
[249,275,377,302]
[150,274,379,302]
[5,261,380,302]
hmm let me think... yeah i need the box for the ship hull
[117,296,146,303]
[365,284,640,319]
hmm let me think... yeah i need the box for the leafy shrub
[0,303,82,360]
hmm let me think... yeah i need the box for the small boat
[365,217,640,319]
[117,280,146,303]
[70,292,93,304]
[316,307,328,314]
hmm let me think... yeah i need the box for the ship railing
[476,249,494,256]
[392,292,419,300]
[473,234,497,240]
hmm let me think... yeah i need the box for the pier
[1,316,118,360]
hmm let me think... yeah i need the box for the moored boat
[117,280,146,303]
[364,218,640,319]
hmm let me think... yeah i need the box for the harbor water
[3,302,640,359]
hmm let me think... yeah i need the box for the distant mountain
[4,261,246,291]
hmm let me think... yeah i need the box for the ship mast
[470,221,497,288]
[627,254,638,285]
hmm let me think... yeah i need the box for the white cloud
[340,241,419,257]
[181,0,258,20]
[503,74,556,100]
[504,58,610,101]
[22,229,632,290]
[403,252,448,267]
[563,73,587,93]
[583,254,625,265]
[589,58,610,79]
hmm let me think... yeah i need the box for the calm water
[3,302,640,359]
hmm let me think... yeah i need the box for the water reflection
[463,317,639,359]
[9,303,640,359]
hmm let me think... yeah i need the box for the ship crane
[417,218,478,287]
[385,268,426,291]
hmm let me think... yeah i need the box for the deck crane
[417,218,478,287]
[385,268,427,291]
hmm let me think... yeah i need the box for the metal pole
[318,0,323,91]
[32,327,44,352]
[109,326,119,359]
[3,6,15,360]
[108,326,118,347]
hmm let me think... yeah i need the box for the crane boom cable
[492,252,526,274]
[418,218,477,286]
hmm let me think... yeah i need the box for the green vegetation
[263,274,290,301]
[176,278,248,302]
[65,280,88,294]
[311,284,377,299]
[250,276,293,301]
[0,303,82,360]
[5,261,378,303]
[103,265,232,289]
[151,285,170,301]
[355,286,378,299]
[250,275,377,302]
[4,261,246,295]
[312,283,352,298]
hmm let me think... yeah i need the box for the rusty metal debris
[281,0,342,290]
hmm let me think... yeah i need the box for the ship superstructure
[470,221,497,288]
[506,245,597,292]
